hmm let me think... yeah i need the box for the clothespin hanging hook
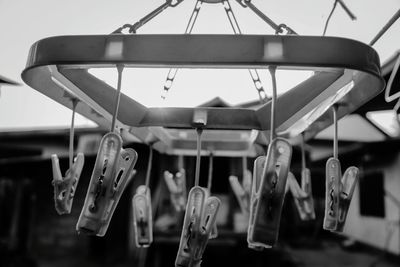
[51,98,85,215]
[286,132,316,221]
[247,66,292,249]
[132,145,154,247]
[324,104,359,232]
[175,113,221,267]
[76,64,138,236]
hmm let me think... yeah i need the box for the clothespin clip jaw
[164,169,187,212]
[51,153,85,215]
[132,185,153,247]
[229,169,252,215]
[336,166,359,232]
[287,171,316,221]
[76,132,138,236]
[247,138,292,249]
[175,186,220,267]
[324,159,359,232]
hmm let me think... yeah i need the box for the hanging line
[112,0,184,34]
[222,0,267,103]
[332,105,338,160]
[207,152,214,192]
[145,145,153,192]
[162,0,202,99]
[269,67,278,143]
[242,156,247,180]
[194,128,203,187]
[237,0,297,35]
[178,154,184,170]
[110,65,124,132]
[369,8,400,46]
[300,132,306,171]
[69,99,78,169]
[322,0,357,36]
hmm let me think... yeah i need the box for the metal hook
[207,152,214,192]
[332,104,338,159]
[111,65,124,132]
[194,128,203,187]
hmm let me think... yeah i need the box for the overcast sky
[0,0,399,130]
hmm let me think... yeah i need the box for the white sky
[0,0,399,130]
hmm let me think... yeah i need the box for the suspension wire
[322,0,338,36]
[178,154,184,170]
[323,0,357,36]
[269,67,278,143]
[111,65,124,132]
[194,128,203,187]
[301,132,306,171]
[332,105,338,160]
[112,0,184,34]
[69,100,78,169]
[145,145,153,191]
[162,0,202,99]
[239,0,297,35]
[242,156,247,180]
[222,0,267,103]
[207,152,214,192]
[369,8,400,46]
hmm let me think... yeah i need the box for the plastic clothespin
[229,169,252,214]
[175,186,220,267]
[286,134,315,221]
[76,133,138,236]
[77,65,138,236]
[164,169,187,212]
[133,185,153,247]
[323,105,359,232]
[247,67,292,249]
[324,159,359,232]
[51,99,85,215]
[132,146,154,247]
[287,170,315,221]
[247,139,292,249]
[51,153,84,215]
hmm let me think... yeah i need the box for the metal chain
[112,0,185,34]
[162,0,202,99]
[236,0,297,35]
[163,0,268,103]
[222,0,268,103]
